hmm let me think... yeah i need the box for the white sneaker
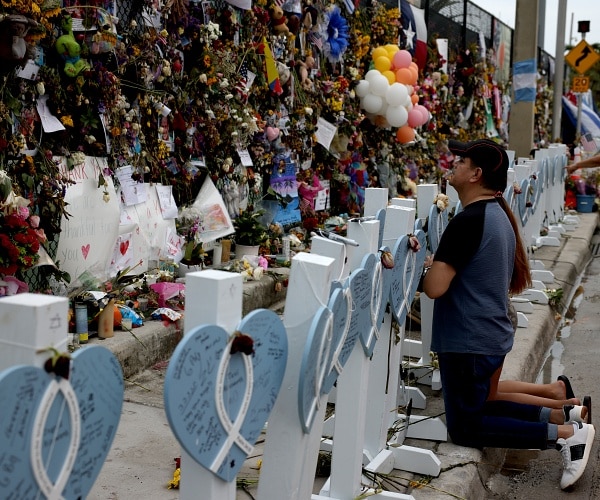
[564,405,587,424]
[564,396,592,425]
[556,422,595,489]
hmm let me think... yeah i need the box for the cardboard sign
[56,157,120,282]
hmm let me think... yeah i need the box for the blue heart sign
[0,345,124,499]
[164,309,287,482]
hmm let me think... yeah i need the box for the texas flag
[400,0,428,71]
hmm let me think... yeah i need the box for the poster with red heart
[108,231,134,276]
[55,157,120,284]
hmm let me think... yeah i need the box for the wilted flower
[380,250,394,269]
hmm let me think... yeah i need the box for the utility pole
[551,0,567,141]
[508,0,539,157]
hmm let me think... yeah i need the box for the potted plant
[233,208,268,258]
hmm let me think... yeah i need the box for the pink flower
[16,206,30,220]
[0,275,29,296]
[29,215,40,228]
[258,256,269,270]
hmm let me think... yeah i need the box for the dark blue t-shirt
[431,198,515,355]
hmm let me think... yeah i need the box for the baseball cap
[448,139,509,173]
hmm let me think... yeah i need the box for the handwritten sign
[358,253,382,357]
[0,346,124,499]
[321,286,353,394]
[427,204,448,254]
[56,157,120,282]
[164,309,287,482]
[389,232,427,325]
[346,262,372,357]
[298,306,333,433]
[133,184,180,261]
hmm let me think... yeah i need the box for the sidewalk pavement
[89,212,599,500]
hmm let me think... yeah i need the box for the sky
[470,0,600,56]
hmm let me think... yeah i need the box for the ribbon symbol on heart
[30,377,81,500]
[209,336,254,473]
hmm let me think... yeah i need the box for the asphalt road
[486,251,600,498]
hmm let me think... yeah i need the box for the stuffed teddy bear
[268,5,290,36]
[55,14,90,77]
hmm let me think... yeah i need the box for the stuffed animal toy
[55,15,90,77]
[268,5,290,36]
[0,14,37,63]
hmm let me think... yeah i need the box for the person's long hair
[496,196,532,295]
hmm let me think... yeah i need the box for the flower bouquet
[176,205,205,265]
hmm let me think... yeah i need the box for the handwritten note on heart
[298,305,333,433]
[389,231,426,326]
[0,346,124,499]
[427,204,448,254]
[81,243,90,259]
[164,309,288,482]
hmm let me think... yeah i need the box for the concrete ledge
[89,267,290,379]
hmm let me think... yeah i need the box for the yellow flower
[60,115,74,127]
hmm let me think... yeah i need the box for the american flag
[307,30,323,51]
[234,61,249,102]
[581,133,598,153]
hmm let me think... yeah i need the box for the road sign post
[565,39,599,136]
[565,40,600,75]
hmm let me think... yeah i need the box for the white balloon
[386,105,408,128]
[385,83,409,106]
[365,69,382,84]
[370,74,390,97]
[362,93,384,114]
[355,80,370,98]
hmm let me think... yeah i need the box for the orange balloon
[382,70,396,85]
[396,125,415,144]
[410,62,419,72]
[395,68,413,85]
[411,94,419,104]
[408,66,419,85]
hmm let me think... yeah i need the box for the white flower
[252,267,264,280]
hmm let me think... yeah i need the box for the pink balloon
[407,109,422,128]
[392,50,412,70]
[417,105,430,125]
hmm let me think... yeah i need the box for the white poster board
[56,157,120,282]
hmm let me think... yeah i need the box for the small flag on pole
[262,37,282,95]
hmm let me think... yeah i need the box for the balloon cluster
[355,45,430,144]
